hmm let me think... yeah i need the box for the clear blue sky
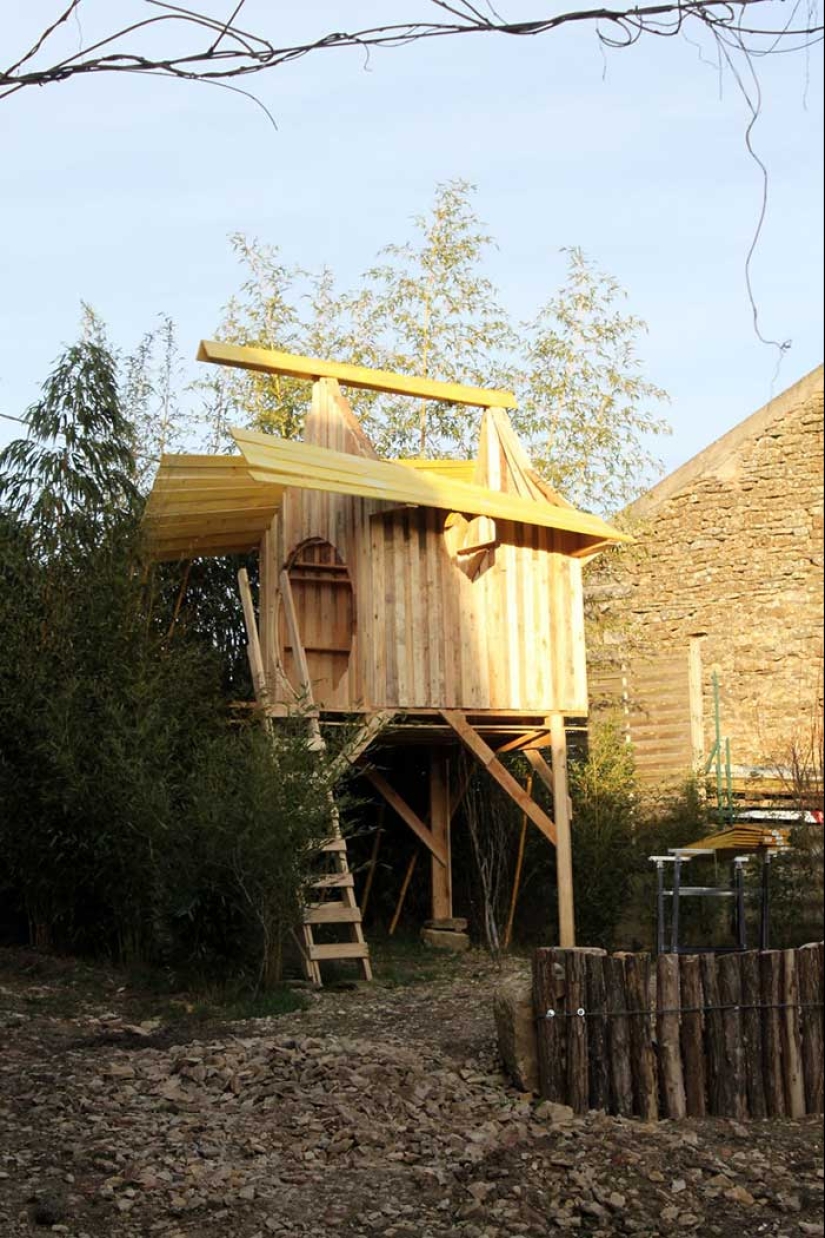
[1,2,822,482]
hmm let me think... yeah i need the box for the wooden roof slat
[142,453,283,561]
[232,427,629,546]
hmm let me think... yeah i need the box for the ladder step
[303,904,363,925]
[311,872,355,890]
[319,838,348,853]
[308,943,370,962]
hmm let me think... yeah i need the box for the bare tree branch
[2,0,821,102]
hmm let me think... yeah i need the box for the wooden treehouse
[144,341,628,981]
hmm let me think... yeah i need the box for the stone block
[493,972,540,1094]
[420,928,470,952]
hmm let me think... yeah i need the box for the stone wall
[587,366,824,775]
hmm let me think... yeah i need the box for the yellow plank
[233,427,629,547]
[198,339,516,409]
[397,459,477,483]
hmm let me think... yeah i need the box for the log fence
[532,942,824,1119]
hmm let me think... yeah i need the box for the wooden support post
[550,714,576,949]
[430,749,453,922]
[238,567,270,709]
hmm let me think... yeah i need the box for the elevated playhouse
[144,341,628,981]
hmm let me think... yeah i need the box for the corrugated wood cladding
[260,379,588,715]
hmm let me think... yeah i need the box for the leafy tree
[0,329,139,551]
[123,313,193,490]
[517,247,670,513]
[0,322,344,986]
[214,182,669,512]
[344,180,517,457]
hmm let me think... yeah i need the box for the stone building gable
[588,365,824,782]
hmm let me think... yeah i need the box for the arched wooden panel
[279,539,355,707]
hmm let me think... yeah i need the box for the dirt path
[1,947,822,1238]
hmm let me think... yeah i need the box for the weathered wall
[587,366,824,774]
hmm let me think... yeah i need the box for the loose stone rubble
[0,953,822,1237]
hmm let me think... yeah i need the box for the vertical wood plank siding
[258,378,588,715]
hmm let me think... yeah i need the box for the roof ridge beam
[198,340,516,410]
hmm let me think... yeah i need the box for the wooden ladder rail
[279,569,372,984]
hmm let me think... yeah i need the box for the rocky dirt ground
[0,945,822,1238]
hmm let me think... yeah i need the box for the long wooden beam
[327,711,396,783]
[360,768,448,868]
[198,339,516,409]
[441,711,557,847]
[549,714,576,948]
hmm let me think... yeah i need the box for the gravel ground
[0,946,822,1238]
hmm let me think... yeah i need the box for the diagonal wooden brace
[359,767,448,868]
[441,710,558,847]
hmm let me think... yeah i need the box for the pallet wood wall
[589,651,697,785]
[259,379,588,716]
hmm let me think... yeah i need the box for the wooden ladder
[238,565,372,986]
[300,830,372,986]
[279,569,372,985]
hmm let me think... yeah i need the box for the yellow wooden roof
[398,459,477,484]
[143,454,284,561]
[232,427,629,552]
[142,342,631,560]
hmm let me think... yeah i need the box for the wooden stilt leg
[550,714,576,948]
[430,749,453,922]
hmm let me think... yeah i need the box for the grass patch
[368,933,469,988]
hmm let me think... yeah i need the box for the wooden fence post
[797,942,824,1115]
[740,950,767,1119]
[679,956,707,1118]
[566,951,589,1114]
[533,948,567,1104]
[605,956,634,1118]
[782,948,807,1118]
[586,954,609,1112]
[760,950,787,1118]
[701,954,725,1116]
[625,953,658,1121]
[718,953,748,1120]
[657,953,686,1119]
